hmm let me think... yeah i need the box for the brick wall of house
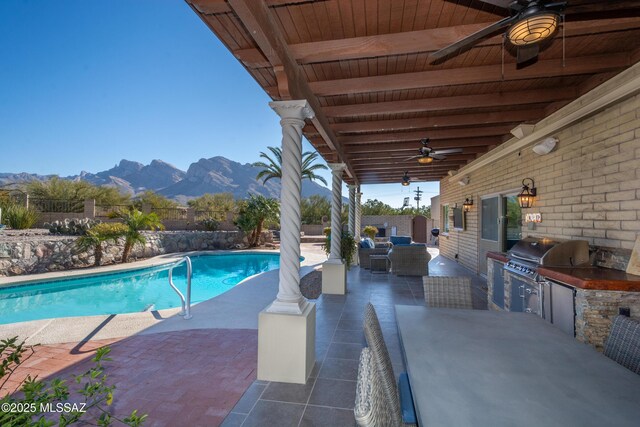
[439,93,640,273]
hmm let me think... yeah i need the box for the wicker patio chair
[363,303,416,426]
[423,276,473,309]
[363,304,402,421]
[603,315,640,374]
[355,347,398,427]
[388,245,431,276]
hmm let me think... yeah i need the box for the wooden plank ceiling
[187,0,640,185]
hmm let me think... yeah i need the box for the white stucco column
[354,188,362,265]
[266,100,313,314]
[355,187,362,240]
[327,163,346,260]
[323,163,347,294]
[348,184,356,237]
[258,100,316,385]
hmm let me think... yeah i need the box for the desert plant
[252,147,328,185]
[322,230,357,268]
[46,218,99,235]
[109,209,164,263]
[0,203,39,229]
[0,336,147,426]
[77,223,128,266]
[132,191,179,210]
[198,217,220,231]
[26,177,130,207]
[235,195,279,247]
[188,193,236,221]
[363,225,378,240]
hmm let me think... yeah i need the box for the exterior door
[478,194,522,275]
[412,215,428,243]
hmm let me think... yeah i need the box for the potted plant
[363,225,378,240]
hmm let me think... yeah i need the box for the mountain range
[0,156,335,204]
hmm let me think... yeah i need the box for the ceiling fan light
[417,156,433,164]
[507,12,559,46]
[402,171,411,186]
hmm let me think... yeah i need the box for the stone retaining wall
[0,230,273,276]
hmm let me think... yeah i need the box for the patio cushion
[359,238,375,249]
[390,236,411,245]
[398,372,417,424]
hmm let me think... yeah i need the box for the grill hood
[508,237,590,267]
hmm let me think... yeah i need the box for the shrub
[199,217,220,231]
[1,204,39,229]
[0,336,147,426]
[322,230,357,268]
[46,218,99,235]
[363,225,378,240]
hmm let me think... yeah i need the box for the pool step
[143,304,156,312]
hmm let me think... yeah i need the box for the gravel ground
[0,228,61,242]
[300,269,322,299]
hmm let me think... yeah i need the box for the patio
[1,248,487,426]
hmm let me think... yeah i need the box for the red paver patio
[1,328,258,427]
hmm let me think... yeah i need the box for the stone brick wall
[575,289,640,350]
[439,93,640,273]
[0,230,272,276]
[361,215,414,237]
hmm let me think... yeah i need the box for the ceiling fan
[430,1,567,68]
[403,138,464,164]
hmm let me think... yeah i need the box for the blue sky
[0,0,438,208]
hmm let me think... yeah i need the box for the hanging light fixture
[401,171,411,186]
[463,196,473,212]
[417,156,433,164]
[517,178,537,208]
[507,7,559,46]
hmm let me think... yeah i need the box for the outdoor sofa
[388,240,431,276]
[358,237,391,269]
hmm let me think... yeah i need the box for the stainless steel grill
[504,237,590,319]
[504,237,590,281]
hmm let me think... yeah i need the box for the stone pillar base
[257,302,316,384]
[322,260,347,295]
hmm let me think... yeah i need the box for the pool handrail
[168,256,193,320]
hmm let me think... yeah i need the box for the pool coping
[0,245,327,345]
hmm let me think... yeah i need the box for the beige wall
[362,215,413,237]
[439,93,640,273]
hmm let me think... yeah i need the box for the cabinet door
[491,260,505,309]
[551,282,575,336]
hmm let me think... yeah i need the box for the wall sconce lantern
[517,178,537,208]
[401,171,411,186]
[463,196,473,212]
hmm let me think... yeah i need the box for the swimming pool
[0,253,282,324]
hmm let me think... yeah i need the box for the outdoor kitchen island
[487,251,640,349]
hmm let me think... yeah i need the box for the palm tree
[110,209,164,262]
[253,147,328,186]
[76,223,128,266]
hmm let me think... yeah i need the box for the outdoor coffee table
[370,254,390,274]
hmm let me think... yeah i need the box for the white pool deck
[0,244,328,345]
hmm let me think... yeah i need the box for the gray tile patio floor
[222,251,487,426]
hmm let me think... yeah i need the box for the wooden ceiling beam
[342,138,501,153]
[225,0,356,181]
[332,109,544,134]
[188,0,317,15]
[310,53,630,96]
[323,87,576,118]
[232,17,640,68]
[340,125,514,145]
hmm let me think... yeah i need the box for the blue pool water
[0,253,282,324]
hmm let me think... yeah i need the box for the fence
[11,198,237,231]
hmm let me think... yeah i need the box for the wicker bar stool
[361,303,416,426]
[423,276,473,309]
[604,315,640,374]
